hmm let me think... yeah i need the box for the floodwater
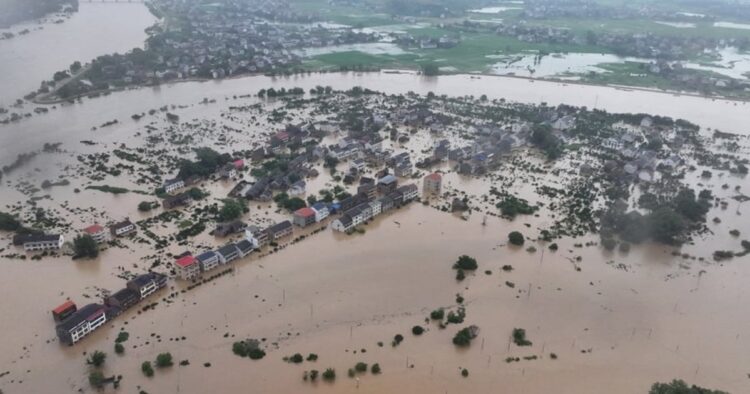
[713,21,750,30]
[684,47,750,80]
[1,3,750,394]
[295,42,407,57]
[3,70,750,161]
[468,6,522,14]
[0,2,157,107]
[488,52,648,78]
[654,21,696,28]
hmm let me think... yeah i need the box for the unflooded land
[0,86,748,393]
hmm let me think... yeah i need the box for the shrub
[371,363,381,374]
[649,379,727,394]
[446,308,466,324]
[430,308,444,320]
[155,352,173,368]
[412,325,425,336]
[232,341,249,357]
[322,368,336,381]
[452,255,478,271]
[306,353,318,362]
[548,243,558,251]
[392,334,404,347]
[88,371,105,388]
[452,326,478,347]
[248,348,266,360]
[512,328,532,346]
[348,368,356,378]
[455,269,466,281]
[355,362,368,373]
[114,343,124,355]
[87,350,106,367]
[141,361,154,377]
[115,331,130,343]
[508,231,525,246]
[287,353,304,364]
[461,368,469,377]
[501,265,514,271]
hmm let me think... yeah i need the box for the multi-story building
[174,255,200,280]
[56,303,107,345]
[110,219,136,237]
[163,178,185,193]
[16,234,64,251]
[105,288,140,311]
[293,207,317,227]
[217,244,241,264]
[423,173,442,195]
[197,251,220,272]
[311,202,330,222]
[126,272,167,298]
[83,224,107,243]
[266,220,293,241]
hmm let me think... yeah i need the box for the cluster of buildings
[173,220,293,280]
[53,272,167,345]
[42,0,383,99]
[331,179,419,233]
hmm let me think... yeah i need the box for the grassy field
[305,32,611,73]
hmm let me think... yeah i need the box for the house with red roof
[83,224,107,243]
[52,300,77,322]
[174,255,200,280]
[293,207,317,227]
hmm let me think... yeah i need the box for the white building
[22,234,64,251]
[163,178,185,193]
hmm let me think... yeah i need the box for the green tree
[649,379,728,394]
[114,343,124,355]
[322,368,336,381]
[421,63,440,76]
[74,234,99,258]
[155,352,173,368]
[0,212,21,231]
[453,255,478,271]
[648,207,686,245]
[88,371,105,388]
[87,350,107,367]
[141,361,154,377]
[508,231,525,246]
[218,199,244,222]
[512,328,532,346]
[138,201,156,212]
[452,326,477,347]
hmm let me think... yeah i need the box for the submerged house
[56,303,108,345]
[110,219,136,237]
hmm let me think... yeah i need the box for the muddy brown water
[1,5,750,393]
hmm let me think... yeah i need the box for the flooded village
[1,1,750,394]
[0,80,747,393]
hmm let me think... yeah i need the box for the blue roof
[197,251,217,261]
[312,202,328,210]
